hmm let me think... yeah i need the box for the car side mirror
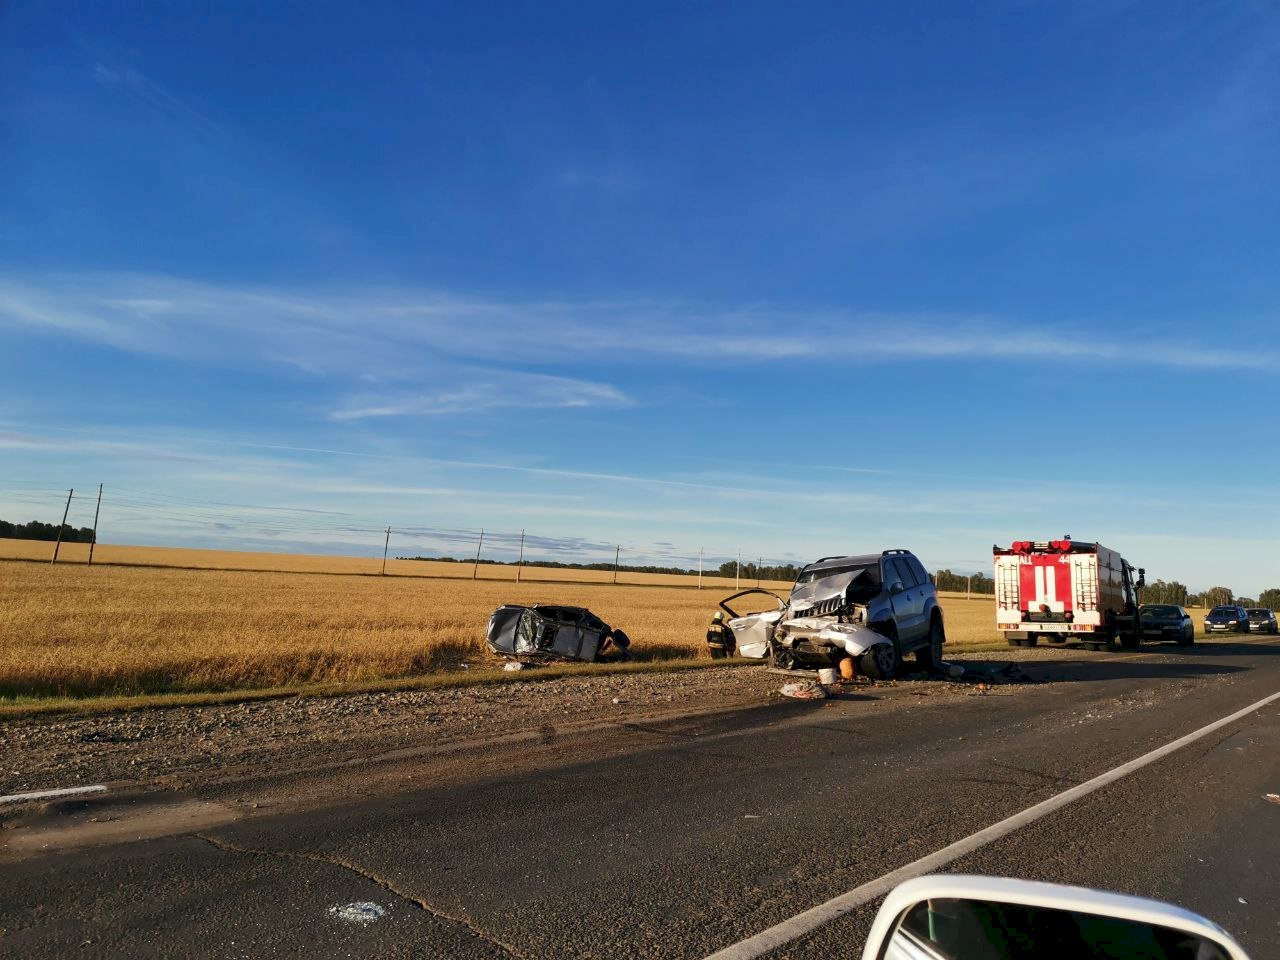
[1136,567,1146,590]
[889,580,905,595]
[862,875,1249,960]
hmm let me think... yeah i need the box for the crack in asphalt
[986,760,1076,788]
[619,721,701,739]
[193,833,524,958]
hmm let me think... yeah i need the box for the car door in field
[886,557,927,646]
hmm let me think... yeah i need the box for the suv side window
[890,557,919,588]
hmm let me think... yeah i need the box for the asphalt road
[4,637,1280,959]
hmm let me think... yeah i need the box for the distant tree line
[0,518,95,543]
[1142,579,1280,609]
[404,555,708,577]
[715,560,802,582]
[357,551,1280,608]
[401,555,807,580]
[933,569,995,594]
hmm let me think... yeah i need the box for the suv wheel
[915,615,945,671]
[861,642,900,680]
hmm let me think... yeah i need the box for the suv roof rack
[881,548,912,556]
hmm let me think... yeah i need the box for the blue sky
[2,1,1277,591]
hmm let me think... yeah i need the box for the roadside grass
[0,543,1004,713]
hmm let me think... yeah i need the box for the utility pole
[757,557,762,587]
[381,526,391,575]
[87,483,103,566]
[516,529,525,582]
[472,529,485,580]
[51,488,73,564]
[698,547,703,590]
[967,574,972,600]
[613,545,621,584]
[736,549,741,590]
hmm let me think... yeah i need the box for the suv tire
[861,642,900,680]
[915,615,945,671]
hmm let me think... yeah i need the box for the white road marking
[0,785,107,805]
[705,687,1280,960]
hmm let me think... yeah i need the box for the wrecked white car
[715,550,946,679]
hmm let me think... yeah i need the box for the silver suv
[718,548,946,678]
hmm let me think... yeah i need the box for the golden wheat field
[0,538,789,590]
[0,543,1003,701]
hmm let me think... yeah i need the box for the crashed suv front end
[717,551,942,679]
[718,584,898,679]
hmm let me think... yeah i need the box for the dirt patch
[0,662,1028,799]
[0,666,785,796]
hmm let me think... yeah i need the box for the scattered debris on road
[486,604,632,664]
[328,902,387,925]
[779,680,828,700]
[944,661,1032,685]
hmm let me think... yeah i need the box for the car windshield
[1141,605,1180,618]
[796,562,879,586]
[515,609,541,652]
[1209,607,1237,616]
[1247,609,1269,617]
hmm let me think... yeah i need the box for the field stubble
[0,542,1002,703]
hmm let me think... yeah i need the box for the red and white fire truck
[994,539,1145,650]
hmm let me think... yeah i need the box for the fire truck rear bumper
[999,623,1097,636]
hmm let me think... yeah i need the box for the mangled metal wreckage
[719,555,932,679]
[486,604,632,664]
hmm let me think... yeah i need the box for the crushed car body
[486,604,631,663]
[715,550,946,679]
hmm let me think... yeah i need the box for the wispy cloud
[89,60,223,139]
[329,373,632,420]
[1,273,1269,377]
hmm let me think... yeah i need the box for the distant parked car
[486,604,631,663]
[1203,605,1249,634]
[1138,604,1194,646]
[1245,608,1278,634]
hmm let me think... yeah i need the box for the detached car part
[486,604,631,663]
